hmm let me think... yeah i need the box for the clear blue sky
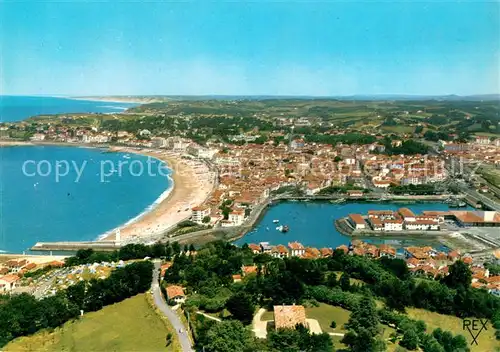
[1,1,499,96]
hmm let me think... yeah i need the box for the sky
[0,1,499,96]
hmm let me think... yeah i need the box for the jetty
[31,241,120,252]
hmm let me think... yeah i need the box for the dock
[31,240,121,252]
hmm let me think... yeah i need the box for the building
[0,274,20,292]
[30,133,46,141]
[398,208,416,222]
[273,304,307,330]
[369,217,384,231]
[260,242,272,254]
[383,219,404,231]
[165,285,186,304]
[151,137,167,148]
[348,214,367,229]
[347,190,363,198]
[248,243,261,254]
[288,242,306,257]
[271,245,289,258]
[475,136,491,145]
[228,209,245,226]
[191,206,211,224]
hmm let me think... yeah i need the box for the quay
[31,240,120,252]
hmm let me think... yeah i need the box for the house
[336,245,349,254]
[228,209,245,226]
[242,265,258,276]
[165,285,186,304]
[248,243,261,254]
[378,244,396,258]
[0,274,20,292]
[260,242,272,254]
[191,206,211,224]
[273,304,307,330]
[320,248,333,257]
[30,133,46,141]
[271,245,289,258]
[232,274,242,283]
[160,262,173,278]
[288,242,306,257]
[348,214,366,230]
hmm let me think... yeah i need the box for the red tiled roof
[166,285,185,299]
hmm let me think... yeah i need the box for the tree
[330,320,337,328]
[443,260,472,289]
[345,296,379,337]
[204,320,254,352]
[340,272,351,291]
[202,216,211,223]
[400,328,419,350]
[225,292,255,325]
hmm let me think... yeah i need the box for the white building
[228,210,245,226]
[288,242,306,257]
[191,206,211,224]
[383,220,404,231]
[30,133,46,141]
[151,137,167,148]
[0,275,19,292]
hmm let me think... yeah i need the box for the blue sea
[0,95,136,122]
[235,201,472,251]
[0,146,171,253]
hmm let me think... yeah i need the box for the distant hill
[74,94,500,102]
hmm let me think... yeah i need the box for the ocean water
[0,146,171,253]
[0,96,137,122]
[235,201,472,250]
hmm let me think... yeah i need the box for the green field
[407,308,499,352]
[4,294,181,352]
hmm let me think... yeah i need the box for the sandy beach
[101,147,216,242]
[0,140,34,147]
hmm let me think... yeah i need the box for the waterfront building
[348,214,367,229]
[383,219,404,231]
[260,242,272,254]
[288,242,306,257]
[151,137,167,148]
[228,209,245,226]
[271,245,289,258]
[191,206,211,224]
[398,208,416,222]
[248,243,261,254]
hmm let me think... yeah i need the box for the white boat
[276,226,283,231]
[273,219,279,223]
[123,154,131,159]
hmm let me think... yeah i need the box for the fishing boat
[273,219,279,223]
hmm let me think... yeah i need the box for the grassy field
[4,294,181,352]
[406,308,499,352]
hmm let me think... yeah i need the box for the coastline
[0,140,216,245]
[67,96,160,104]
[100,146,215,242]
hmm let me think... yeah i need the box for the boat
[276,225,289,233]
[123,154,131,159]
[273,220,279,223]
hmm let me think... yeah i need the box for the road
[151,260,194,352]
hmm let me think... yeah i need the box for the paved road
[152,260,194,352]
